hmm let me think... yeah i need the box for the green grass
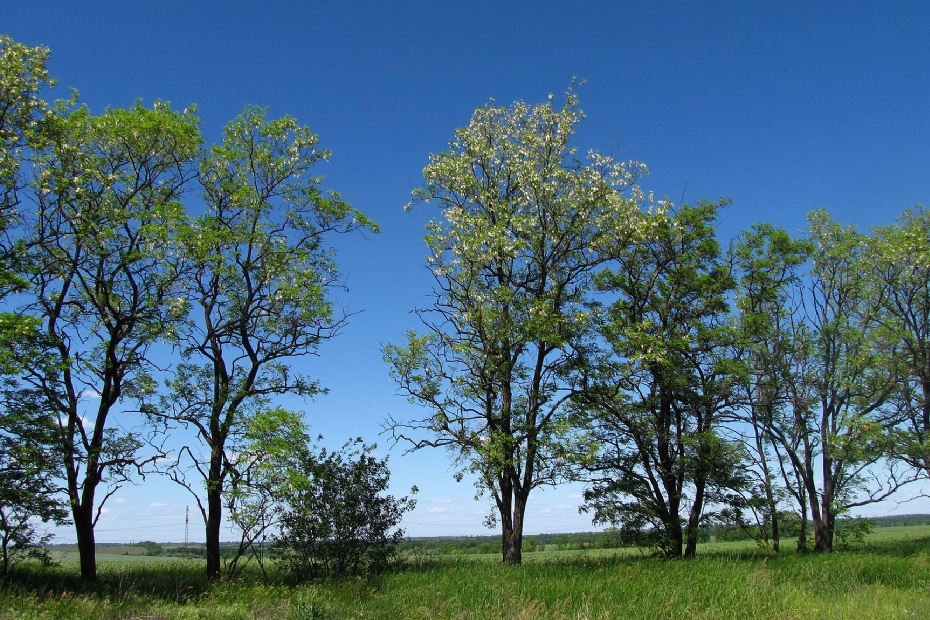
[2,527,930,619]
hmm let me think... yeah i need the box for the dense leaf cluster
[274,439,415,580]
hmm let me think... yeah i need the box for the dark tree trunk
[813,498,833,552]
[922,377,930,473]
[501,489,527,564]
[206,446,224,580]
[753,408,779,553]
[206,490,222,580]
[771,510,780,553]
[813,445,834,552]
[667,520,684,558]
[74,507,97,582]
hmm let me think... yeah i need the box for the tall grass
[3,534,930,619]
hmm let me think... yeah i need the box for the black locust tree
[869,207,930,476]
[385,91,645,564]
[155,107,377,580]
[578,200,741,558]
[758,211,913,551]
[730,223,812,552]
[20,101,200,581]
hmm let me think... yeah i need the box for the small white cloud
[114,498,128,504]
[80,390,102,401]
[99,508,110,514]
[539,508,551,514]
[435,499,452,503]
[568,493,582,499]
[429,507,447,513]
[150,502,169,507]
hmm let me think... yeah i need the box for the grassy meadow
[3,527,930,619]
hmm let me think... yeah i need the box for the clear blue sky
[6,1,930,542]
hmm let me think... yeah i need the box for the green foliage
[833,517,874,551]
[0,388,69,574]
[580,199,741,558]
[274,439,416,580]
[222,407,311,579]
[0,34,53,219]
[868,206,930,473]
[730,211,917,552]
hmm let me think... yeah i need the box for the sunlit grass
[2,527,929,619]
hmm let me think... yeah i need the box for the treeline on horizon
[3,33,930,587]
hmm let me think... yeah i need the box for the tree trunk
[667,521,684,558]
[501,491,527,564]
[771,510,780,553]
[797,485,808,552]
[73,506,97,582]
[920,377,930,473]
[753,412,779,553]
[206,487,222,579]
[684,474,707,559]
[814,444,834,552]
[813,516,832,551]
[206,446,224,580]
[813,491,834,552]
[67,437,99,582]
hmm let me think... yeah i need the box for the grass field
[3,527,930,619]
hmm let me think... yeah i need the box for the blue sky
[6,1,930,542]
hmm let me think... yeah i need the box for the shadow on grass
[2,560,212,605]
[4,536,929,605]
[857,534,930,557]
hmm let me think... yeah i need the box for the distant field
[864,523,930,542]
[44,523,930,564]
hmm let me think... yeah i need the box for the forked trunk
[501,490,528,564]
[813,508,833,552]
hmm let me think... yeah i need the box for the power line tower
[184,506,190,557]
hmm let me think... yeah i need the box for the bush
[834,517,874,551]
[135,541,164,556]
[274,439,416,580]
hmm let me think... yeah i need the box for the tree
[274,438,415,580]
[578,200,742,558]
[730,222,812,552]
[385,89,646,564]
[16,100,200,581]
[154,106,377,580]
[0,36,68,574]
[753,210,913,551]
[0,387,70,575]
[868,207,930,475]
